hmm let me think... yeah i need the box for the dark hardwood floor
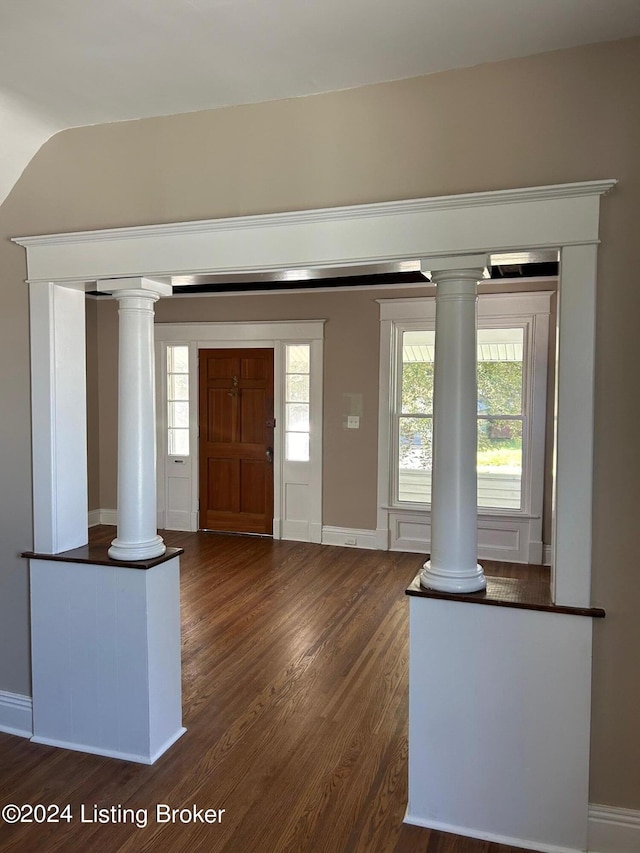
[0,529,540,852]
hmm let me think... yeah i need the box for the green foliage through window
[398,327,525,508]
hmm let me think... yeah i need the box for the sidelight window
[167,345,190,456]
[285,344,311,461]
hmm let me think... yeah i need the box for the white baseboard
[322,526,379,550]
[588,804,640,853]
[543,544,553,566]
[161,512,198,532]
[309,522,323,544]
[0,690,33,738]
[529,539,543,564]
[275,517,323,544]
[88,508,117,527]
[375,527,390,550]
[100,508,117,525]
[404,811,582,853]
[403,805,640,853]
[30,727,186,765]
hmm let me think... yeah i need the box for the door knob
[266,447,273,464]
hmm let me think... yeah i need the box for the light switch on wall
[347,416,360,429]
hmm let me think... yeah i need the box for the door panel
[207,388,236,443]
[240,390,265,444]
[207,356,237,380]
[199,348,274,534]
[207,457,235,512]
[240,460,266,515]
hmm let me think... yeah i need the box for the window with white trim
[379,291,553,563]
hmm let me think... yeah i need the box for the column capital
[111,289,162,309]
[421,254,489,281]
[97,277,172,297]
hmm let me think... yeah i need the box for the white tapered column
[420,257,487,593]
[99,278,172,561]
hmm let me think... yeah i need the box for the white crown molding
[12,180,616,249]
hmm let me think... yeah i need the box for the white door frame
[155,321,325,542]
[15,178,615,607]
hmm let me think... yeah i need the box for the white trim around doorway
[15,179,615,604]
[154,320,325,542]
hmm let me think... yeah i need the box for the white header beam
[14,181,614,285]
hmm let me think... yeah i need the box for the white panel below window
[285,483,309,523]
[389,510,538,564]
[166,474,192,531]
[281,519,310,542]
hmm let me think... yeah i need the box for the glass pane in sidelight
[167,345,189,374]
[286,344,310,374]
[286,373,309,402]
[168,373,189,401]
[286,403,310,431]
[286,432,310,462]
[169,401,189,428]
[169,428,189,456]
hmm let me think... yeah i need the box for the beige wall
[1,37,639,808]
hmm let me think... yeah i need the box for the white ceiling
[2,0,640,205]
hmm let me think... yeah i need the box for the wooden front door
[199,348,274,534]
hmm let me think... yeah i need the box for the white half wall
[407,596,593,853]
[30,556,185,764]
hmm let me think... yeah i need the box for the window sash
[394,323,528,511]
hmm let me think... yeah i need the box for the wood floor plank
[0,528,537,853]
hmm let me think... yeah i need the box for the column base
[420,560,486,593]
[109,535,166,561]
